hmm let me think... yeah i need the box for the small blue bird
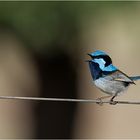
[87,50,140,104]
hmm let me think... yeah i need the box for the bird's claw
[96,98,118,105]
[96,98,104,106]
[109,100,118,105]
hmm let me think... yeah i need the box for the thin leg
[110,95,116,101]
[96,95,112,105]
[110,95,118,105]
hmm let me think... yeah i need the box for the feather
[130,76,140,81]
[108,70,135,84]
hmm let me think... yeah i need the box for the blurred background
[0,1,140,138]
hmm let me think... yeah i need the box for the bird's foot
[96,98,104,106]
[109,100,118,105]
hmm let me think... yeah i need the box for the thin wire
[0,95,139,105]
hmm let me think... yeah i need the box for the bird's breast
[94,76,129,96]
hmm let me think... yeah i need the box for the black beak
[87,53,92,56]
[85,60,90,62]
[85,53,92,62]
[87,53,94,58]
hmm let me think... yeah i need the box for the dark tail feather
[130,76,140,81]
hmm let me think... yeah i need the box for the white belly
[94,77,129,96]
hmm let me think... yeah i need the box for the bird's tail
[130,76,140,81]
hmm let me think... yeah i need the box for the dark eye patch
[92,55,112,67]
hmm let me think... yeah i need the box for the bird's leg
[110,95,118,105]
[96,95,112,105]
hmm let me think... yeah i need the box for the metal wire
[0,95,139,105]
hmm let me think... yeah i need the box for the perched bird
[87,50,140,104]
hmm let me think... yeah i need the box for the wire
[0,95,139,105]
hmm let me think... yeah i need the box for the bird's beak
[87,53,92,57]
[85,53,92,62]
[85,53,93,62]
[85,60,90,62]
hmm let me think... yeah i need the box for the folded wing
[109,70,135,84]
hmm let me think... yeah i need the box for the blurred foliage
[0,1,139,52]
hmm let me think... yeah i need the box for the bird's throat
[88,61,102,80]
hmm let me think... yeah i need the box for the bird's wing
[109,70,135,84]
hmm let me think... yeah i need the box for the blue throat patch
[88,61,117,80]
[88,60,102,80]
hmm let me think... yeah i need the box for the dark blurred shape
[0,2,81,138]
[0,21,41,138]
[34,48,77,138]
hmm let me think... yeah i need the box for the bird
[87,50,140,104]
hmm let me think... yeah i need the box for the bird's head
[87,50,117,72]
[88,50,112,66]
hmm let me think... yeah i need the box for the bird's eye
[94,55,112,67]
[102,55,112,67]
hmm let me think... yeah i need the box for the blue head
[87,50,117,80]
[89,50,108,57]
